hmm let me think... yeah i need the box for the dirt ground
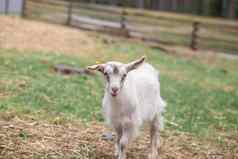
[0,16,102,57]
[0,117,236,159]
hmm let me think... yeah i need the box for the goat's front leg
[118,133,128,159]
[118,121,134,159]
[149,116,160,159]
[115,127,122,157]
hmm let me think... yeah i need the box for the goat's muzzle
[111,87,119,97]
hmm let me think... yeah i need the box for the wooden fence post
[66,0,73,26]
[21,0,26,17]
[5,0,10,15]
[190,21,200,51]
[120,11,126,29]
[120,10,129,37]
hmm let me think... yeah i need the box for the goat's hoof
[114,144,119,157]
[148,153,159,159]
[114,151,119,158]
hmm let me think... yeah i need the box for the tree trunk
[152,0,159,10]
[197,0,204,15]
[159,0,166,10]
[228,0,235,18]
[90,0,96,3]
[137,0,144,8]
[222,0,227,17]
[180,0,185,12]
[110,0,118,6]
[191,0,198,14]
[157,0,161,10]
[202,0,210,15]
[222,0,235,18]
[171,0,178,11]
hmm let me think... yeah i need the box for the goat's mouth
[111,92,118,97]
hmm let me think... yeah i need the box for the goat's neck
[106,85,136,109]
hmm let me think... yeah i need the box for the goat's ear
[126,56,146,72]
[87,64,105,73]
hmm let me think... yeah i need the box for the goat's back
[127,63,164,122]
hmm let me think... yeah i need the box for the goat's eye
[121,74,127,81]
[104,72,110,81]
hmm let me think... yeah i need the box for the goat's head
[87,56,145,97]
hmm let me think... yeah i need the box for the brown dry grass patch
[0,118,236,159]
[0,16,102,57]
[0,79,28,100]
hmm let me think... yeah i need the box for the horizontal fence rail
[23,0,238,54]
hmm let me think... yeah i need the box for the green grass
[0,42,237,142]
[0,50,104,122]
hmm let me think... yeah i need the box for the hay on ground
[0,118,236,159]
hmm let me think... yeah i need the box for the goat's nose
[112,87,119,93]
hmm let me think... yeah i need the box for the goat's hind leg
[149,115,161,159]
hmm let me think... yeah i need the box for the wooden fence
[23,0,238,54]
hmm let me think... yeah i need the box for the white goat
[88,56,166,159]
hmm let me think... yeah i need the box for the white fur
[101,62,166,159]
[103,63,165,128]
